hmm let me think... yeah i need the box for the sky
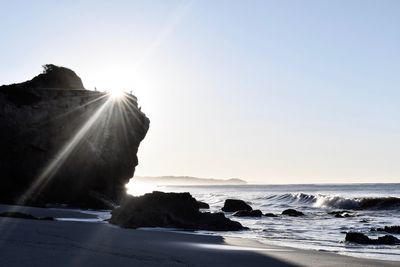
[1,0,399,184]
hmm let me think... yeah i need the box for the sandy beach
[0,205,398,267]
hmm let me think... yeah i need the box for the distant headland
[134,176,247,185]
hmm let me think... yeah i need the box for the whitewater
[148,183,400,261]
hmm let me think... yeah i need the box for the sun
[126,181,158,196]
[108,88,125,99]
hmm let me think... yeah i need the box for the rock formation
[345,232,400,245]
[221,199,253,212]
[110,191,246,231]
[281,209,304,217]
[0,64,149,208]
[371,226,400,234]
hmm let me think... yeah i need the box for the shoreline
[0,205,399,266]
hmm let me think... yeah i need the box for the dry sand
[0,205,398,267]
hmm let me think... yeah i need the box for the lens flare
[126,181,158,196]
[109,89,125,99]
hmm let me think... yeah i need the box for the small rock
[264,213,278,217]
[372,225,400,234]
[222,199,252,212]
[328,210,351,215]
[282,209,304,217]
[233,210,262,217]
[329,210,355,218]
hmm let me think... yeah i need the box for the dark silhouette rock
[264,213,278,217]
[282,209,304,217]
[371,226,400,234]
[197,201,210,209]
[4,64,84,91]
[222,199,252,212]
[0,211,53,221]
[233,209,262,217]
[345,232,371,244]
[377,235,400,245]
[110,192,245,231]
[345,232,400,245]
[0,65,149,209]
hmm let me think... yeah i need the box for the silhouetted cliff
[0,65,149,208]
[3,64,85,90]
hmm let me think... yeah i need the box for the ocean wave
[262,193,316,204]
[314,195,400,210]
[263,193,400,210]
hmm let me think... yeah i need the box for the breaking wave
[264,193,400,210]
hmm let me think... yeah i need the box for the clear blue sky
[1,0,399,183]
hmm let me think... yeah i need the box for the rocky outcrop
[345,232,400,245]
[4,64,85,91]
[282,209,304,217]
[110,192,246,231]
[0,65,149,208]
[221,199,252,212]
[232,210,262,217]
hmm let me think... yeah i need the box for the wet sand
[0,205,398,267]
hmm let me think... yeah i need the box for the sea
[127,183,400,261]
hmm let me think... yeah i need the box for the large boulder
[0,65,149,208]
[222,199,252,212]
[110,192,246,231]
[345,232,400,245]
